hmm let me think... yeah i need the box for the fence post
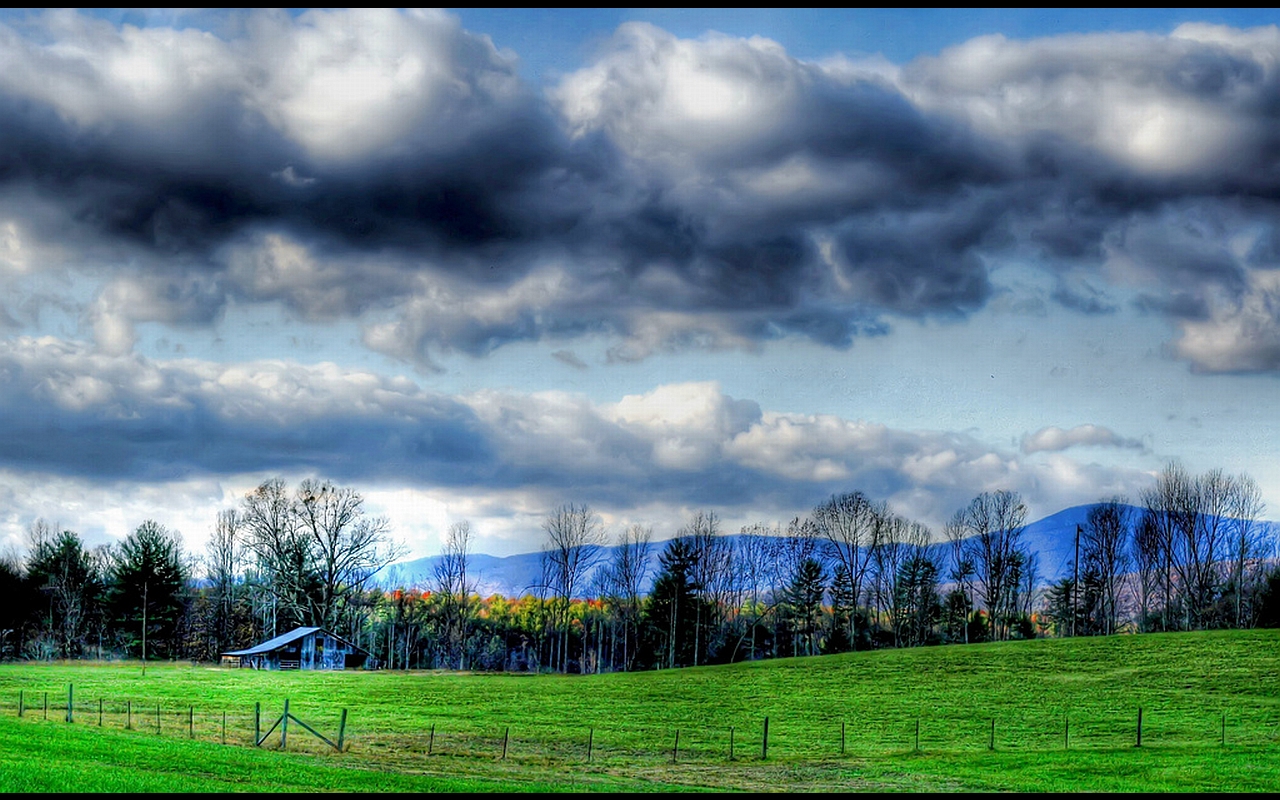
[189,706,194,739]
[1136,707,1142,748]
[337,709,347,752]
[281,699,289,751]
[98,698,103,727]
[672,729,679,763]
[18,689,22,718]
[1064,716,1069,750]
[222,711,227,745]
[66,684,72,724]
[841,721,846,755]
[254,702,260,745]
[43,691,47,720]
[428,723,435,756]
[127,700,132,730]
[761,717,769,760]
[729,726,735,761]
[502,726,509,760]
[914,719,920,752]
[1221,711,1226,746]
[587,727,593,763]
[989,718,994,751]
[156,703,161,734]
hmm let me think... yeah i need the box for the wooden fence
[7,685,1279,766]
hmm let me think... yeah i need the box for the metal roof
[222,626,321,656]
[221,626,369,657]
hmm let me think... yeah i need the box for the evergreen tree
[894,554,942,647]
[640,538,704,669]
[783,557,826,657]
[107,521,189,660]
[27,529,105,659]
[826,564,855,654]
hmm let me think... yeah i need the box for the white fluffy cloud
[1021,424,1147,454]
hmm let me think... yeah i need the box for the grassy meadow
[1,629,1279,792]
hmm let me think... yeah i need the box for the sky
[2,8,1280,563]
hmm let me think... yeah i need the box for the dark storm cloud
[1051,279,1117,315]
[6,13,1280,369]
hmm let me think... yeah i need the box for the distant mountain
[377,503,1278,596]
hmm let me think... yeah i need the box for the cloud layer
[3,12,1280,371]
[0,338,1150,547]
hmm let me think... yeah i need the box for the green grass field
[1,629,1279,792]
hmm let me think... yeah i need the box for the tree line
[1,464,1278,670]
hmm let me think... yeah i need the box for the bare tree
[239,478,402,638]
[240,478,307,636]
[434,520,476,669]
[1226,473,1267,628]
[734,522,780,661]
[680,510,734,666]
[542,503,606,673]
[955,490,1029,641]
[1139,462,1198,630]
[203,509,242,658]
[1082,498,1132,635]
[1139,463,1256,631]
[944,510,975,644]
[601,523,652,671]
[871,512,910,647]
[812,492,880,649]
[1132,509,1163,632]
[295,479,403,636]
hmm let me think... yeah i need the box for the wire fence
[6,684,1280,767]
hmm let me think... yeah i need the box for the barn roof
[221,626,369,657]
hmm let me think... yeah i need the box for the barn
[220,626,372,670]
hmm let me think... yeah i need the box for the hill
[2,629,1280,791]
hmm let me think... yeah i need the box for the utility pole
[142,581,148,677]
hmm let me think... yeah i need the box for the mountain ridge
[377,502,1278,597]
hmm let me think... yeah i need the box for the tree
[1138,462,1191,630]
[1081,498,1132,636]
[600,524,652,672]
[240,478,312,635]
[236,478,402,639]
[1226,473,1267,628]
[733,523,780,661]
[782,557,826,657]
[1132,509,1164,632]
[295,479,402,636]
[680,511,734,666]
[202,509,243,660]
[26,524,106,660]
[641,537,703,669]
[107,521,188,661]
[812,492,879,650]
[434,520,476,669]
[944,511,976,644]
[0,554,40,660]
[890,523,941,648]
[541,503,606,673]
[953,490,1029,641]
[1137,463,1272,631]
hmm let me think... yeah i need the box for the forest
[2,462,1278,673]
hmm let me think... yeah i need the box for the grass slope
[1,629,1278,792]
